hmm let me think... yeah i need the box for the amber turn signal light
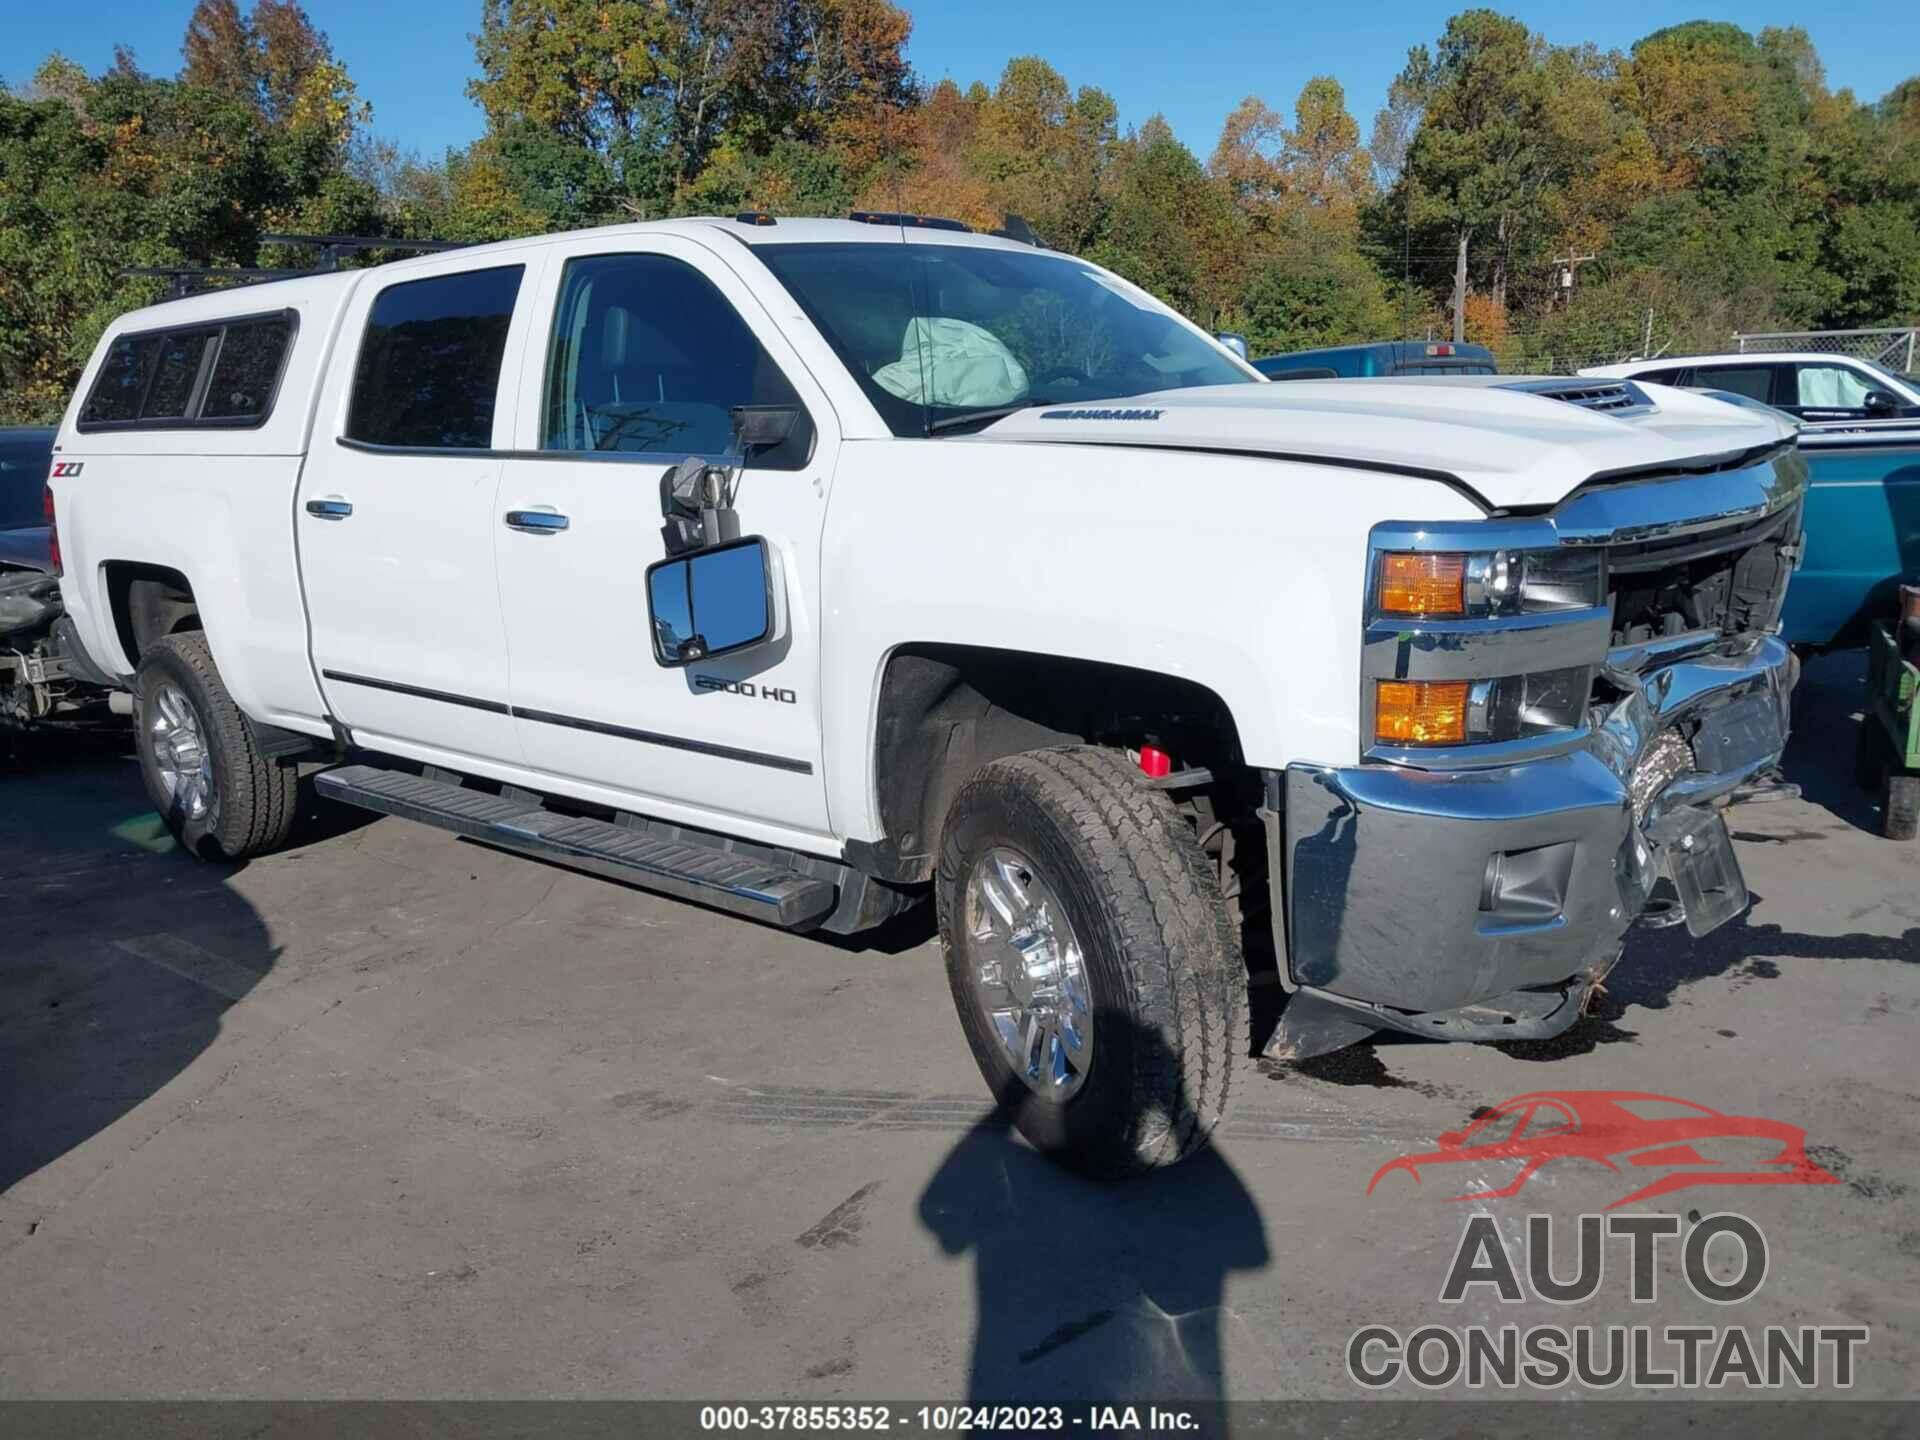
[1375,679,1470,745]
[1377,552,1467,616]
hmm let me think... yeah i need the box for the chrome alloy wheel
[149,682,213,821]
[963,846,1093,1101]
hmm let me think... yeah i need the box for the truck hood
[974,376,1797,511]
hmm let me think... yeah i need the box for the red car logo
[1367,1091,1839,1209]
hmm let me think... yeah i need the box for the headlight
[1374,680,1470,745]
[1374,548,1604,618]
[1374,666,1592,747]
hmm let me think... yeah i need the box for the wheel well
[863,644,1249,882]
[104,562,201,671]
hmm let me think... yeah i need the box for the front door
[1782,362,1908,422]
[493,235,835,845]
[297,257,544,765]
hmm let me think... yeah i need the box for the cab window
[77,312,296,431]
[1690,365,1774,403]
[1632,366,1689,386]
[542,253,811,469]
[346,266,525,450]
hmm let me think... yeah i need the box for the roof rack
[989,214,1039,247]
[120,233,469,301]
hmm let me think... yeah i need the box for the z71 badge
[50,461,84,478]
[694,675,796,704]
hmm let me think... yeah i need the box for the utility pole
[1552,252,1597,309]
[1401,176,1416,341]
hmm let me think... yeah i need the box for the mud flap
[1647,806,1749,938]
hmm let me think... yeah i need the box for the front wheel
[134,632,298,860]
[936,747,1243,1176]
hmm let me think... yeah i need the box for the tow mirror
[646,536,776,667]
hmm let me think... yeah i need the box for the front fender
[817,439,1486,843]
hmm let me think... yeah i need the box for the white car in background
[1581,352,1920,423]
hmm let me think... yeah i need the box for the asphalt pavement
[1,649,1915,1404]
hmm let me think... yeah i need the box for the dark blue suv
[1254,341,1497,380]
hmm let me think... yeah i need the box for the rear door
[493,234,837,844]
[297,254,544,765]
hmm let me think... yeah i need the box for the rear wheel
[134,632,297,860]
[936,747,1242,1176]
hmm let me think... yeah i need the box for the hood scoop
[1500,377,1654,415]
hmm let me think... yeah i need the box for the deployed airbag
[873,318,1029,408]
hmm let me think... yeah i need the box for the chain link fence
[1735,328,1918,370]
[1476,322,1920,377]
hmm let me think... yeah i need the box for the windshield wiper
[924,404,1034,436]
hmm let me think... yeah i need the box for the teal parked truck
[1782,419,1920,650]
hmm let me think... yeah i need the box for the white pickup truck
[46,216,1805,1173]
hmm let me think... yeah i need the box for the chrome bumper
[1272,634,1792,1050]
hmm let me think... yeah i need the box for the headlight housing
[1374,548,1605,618]
[1365,534,1612,759]
[1373,666,1592,747]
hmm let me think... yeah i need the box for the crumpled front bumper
[1269,634,1792,1055]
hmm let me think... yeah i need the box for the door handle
[305,497,353,519]
[505,509,570,534]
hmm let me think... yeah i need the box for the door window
[542,253,811,469]
[1793,364,1875,410]
[346,265,525,449]
[1690,365,1773,402]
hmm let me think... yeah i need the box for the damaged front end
[1267,444,1806,1059]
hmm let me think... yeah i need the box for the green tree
[1240,247,1397,355]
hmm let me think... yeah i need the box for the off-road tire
[1883,771,1920,842]
[134,632,298,860]
[936,746,1244,1177]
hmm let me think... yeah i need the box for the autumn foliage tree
[4,6,1920,423]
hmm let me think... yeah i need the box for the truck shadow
[1489,888,1920,1062]
[1787,646,1892,835]
[918,1027,1269,1407]
[0,737,338,1200]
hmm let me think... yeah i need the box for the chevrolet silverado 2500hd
[47,218,1805,1174]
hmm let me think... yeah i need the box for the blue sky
[5,1,1917,164]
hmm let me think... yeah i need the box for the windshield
[1864,357,1919,394]
[755,242,1254,435]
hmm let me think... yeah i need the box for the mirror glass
[648,538,772,665]
[1215,331,1250,360]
